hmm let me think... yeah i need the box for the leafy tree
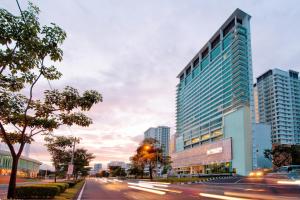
[96,170,109,178]
[44,135,77,182]
[264,145,292,168]
[130,138,163,180]
[0,4,102,198]
[264,145,300,168]
[70,148,95,179]
[109,166,126,177]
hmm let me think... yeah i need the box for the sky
[1,0,300,169]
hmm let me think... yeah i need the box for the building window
[223,18,235,37]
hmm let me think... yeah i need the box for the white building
[107,161,126,169]
[255,69,300,144]
[94,163,102,173]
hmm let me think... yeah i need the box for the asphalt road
[79,177,300,200]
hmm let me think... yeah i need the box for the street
[79,178,300,200]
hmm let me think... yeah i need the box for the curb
[175,176,235,185]
[74,180,86,200]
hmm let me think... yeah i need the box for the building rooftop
[0,150,42,165]
[177,8,251,78]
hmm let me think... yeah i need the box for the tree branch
[21,58,45,142]
[30,129,47,137]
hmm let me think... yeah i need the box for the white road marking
[77,181,86,200]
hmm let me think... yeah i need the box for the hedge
[49,183,69,193]
[15,181,81,199]
[15,185,60,199]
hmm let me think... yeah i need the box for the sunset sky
[1,0,299,169]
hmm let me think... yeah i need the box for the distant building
[252,123,272,169]
[255,69,300,145]
[144,126,170,157]
[0,150,41,177]
[94,163,102,173]
[173,9,253,176]
[107,161,126,169]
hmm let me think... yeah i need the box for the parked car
[266,165,300,180]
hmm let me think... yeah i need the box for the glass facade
[176,10,252,151]
[0,150,41,177]
[173,9,254,176]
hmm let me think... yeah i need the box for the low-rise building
[0,150,41,177]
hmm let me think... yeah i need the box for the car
[249,168,271,177]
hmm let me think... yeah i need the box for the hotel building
[255,69,300,145]
[173,9,253,176]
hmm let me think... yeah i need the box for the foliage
[96,170,109,177]
[70,148,95,178]
[264,145,300,167]
[54,180,84,200]
[129,138,165,180]
[109,166,126,177]
[0,3,102,198]
[15,181,81,199]
[44,135,76,182]
[47,183,69,193]
[15,185,60,199]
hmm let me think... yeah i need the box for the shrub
[64,181,76,187]
[15,185,60,199]
[48,183,69,193]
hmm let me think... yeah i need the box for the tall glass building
[255,69,300,144]
[172,9,253,176]
[144,126,170,157]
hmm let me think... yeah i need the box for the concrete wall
[253,123,272,168]
[224,106,252,176]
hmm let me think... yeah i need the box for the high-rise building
[255,69,300,144]
[144,126,170,157]
[173,8,253,176]
[93,163,102,173]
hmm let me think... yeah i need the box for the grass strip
[54,180,85,200]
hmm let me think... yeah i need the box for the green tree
[44,135,77,182]
[109,166,126,177]
[130,138,163,180]
[70,148,95,179]
[129,154,145,178]
[0,4,102,198]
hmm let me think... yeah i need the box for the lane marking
[128,186,166,195]
[77,181,86,200]
[199,193,250,200]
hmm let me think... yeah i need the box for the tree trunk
[54,168,57,183]
[149,163,153,180]
[7,155,19,199]
[141,166,144,179]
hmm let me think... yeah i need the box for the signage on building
[171,138,232,168]
[207,147,223,155]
